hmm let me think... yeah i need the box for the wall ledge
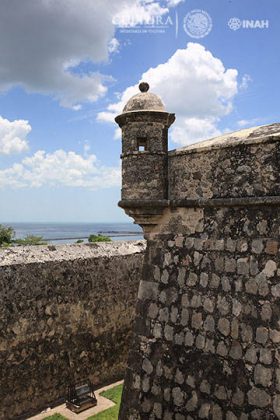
[0,240,146,267]
[170,195,280,208]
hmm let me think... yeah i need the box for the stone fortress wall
[0,241,145,420]
[116,84,280,419]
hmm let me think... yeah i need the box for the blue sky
[0,0,279,223]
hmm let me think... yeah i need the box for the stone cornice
[115,111,175,128]
[120,196,280,213]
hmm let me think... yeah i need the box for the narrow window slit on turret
[137,137,147,151]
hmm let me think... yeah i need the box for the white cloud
[108,38,120,54]
[237,117,264,128]
[0,116,31,155]
[240,74,252,91]
[0,0,180,109]
[172,117,221,145]
[166,0,185,6]
[98,43,239,146]
[0,150,120,190]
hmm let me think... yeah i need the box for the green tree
[15,235,47,245]
[0,224,15,246]
[88,234,112,243]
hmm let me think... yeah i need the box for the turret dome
[122,82,165,113]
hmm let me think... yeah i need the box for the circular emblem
[228,17,242,31]
[183,9,213,39]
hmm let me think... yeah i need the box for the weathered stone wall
[168,125,280,201]
[119,124,280,419]
[0,241,145,420]
[120,207,280,419]
[116,111,174,202]
[122,153,168,200]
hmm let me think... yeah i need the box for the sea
[5,222,143,244]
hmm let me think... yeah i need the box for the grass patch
[88,384,123,420]
[14,235,47,245]
[88,234,112,243]
[44,414,68,420]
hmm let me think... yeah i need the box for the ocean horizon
[2,222,143,244]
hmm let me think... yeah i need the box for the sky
[0,0,279,223]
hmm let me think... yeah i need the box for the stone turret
[115,82,175,232]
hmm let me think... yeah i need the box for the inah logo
[228,17,242,31]
[228,17,269,30]
[183,10,212,39]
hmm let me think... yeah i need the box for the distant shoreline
[2,222,143,245]
[42,231,142,242]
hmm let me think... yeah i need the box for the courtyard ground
[28,381,123,420]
